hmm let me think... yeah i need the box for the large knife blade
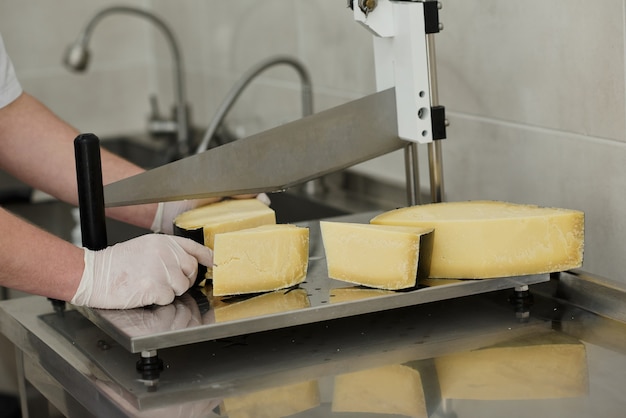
[104,88,405,207]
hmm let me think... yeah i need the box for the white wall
[436,0,626,285]
[1,0,625,286]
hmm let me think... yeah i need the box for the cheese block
[435,331,588,400]
[320,221,433,290]
[174,199,276,285]
[371,200,584,279]
[213,224,309,296]
[222,380,320,418]
[332,364,427,417]
[212,288,310,322]
[173,198,276,249]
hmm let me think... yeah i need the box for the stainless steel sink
[268,191,348,223]
[0,170,31,204]
[100,136,174,169]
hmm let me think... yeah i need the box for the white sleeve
[0,33,23,109]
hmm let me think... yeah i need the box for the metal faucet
[196,55,313,153]
[63,5,191,158]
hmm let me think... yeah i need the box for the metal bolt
[358,0,377,16]
[141,350,158,358]
[97,339,110,350]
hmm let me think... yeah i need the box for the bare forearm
[0,208,83,300]
[0,92,157,229]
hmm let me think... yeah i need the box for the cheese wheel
[371,200,584,279]
[173,198,276,249]
[213,224,309,296]
[435,332,588,400]
[320,221,433,290]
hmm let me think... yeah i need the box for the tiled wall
[1,0,626,285]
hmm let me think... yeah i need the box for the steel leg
[15,350,49,418]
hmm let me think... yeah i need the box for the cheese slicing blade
[104,88,404,207]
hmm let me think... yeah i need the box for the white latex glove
[150,193,272,235]
[71,234,213,309]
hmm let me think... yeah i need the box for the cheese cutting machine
[53,0,550,390]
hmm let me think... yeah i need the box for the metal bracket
[354,1,434,144]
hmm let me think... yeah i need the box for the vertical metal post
[404,143,421,206]
[426,32,445,203]
[15,350,50,418]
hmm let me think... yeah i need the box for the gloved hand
[150,194,272,235]
[71,234,213,309]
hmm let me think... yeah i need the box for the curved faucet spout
[196,56,313,154]
[64,6,190,157]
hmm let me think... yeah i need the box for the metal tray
[75,212,550,353]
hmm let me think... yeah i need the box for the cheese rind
[371,200,584,279]
[173,198,276,249]
[320,221,433,290]
[213,224,309,296]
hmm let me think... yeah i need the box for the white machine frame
[354,0,435,144]
[353,0,446,204]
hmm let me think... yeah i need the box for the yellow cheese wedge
[435,332,588,400]
[332,364,427,417]
[371,200,584,279]
[173,198,276,249]
[320,221,433,290]
[213,224,309,296]
[212,288,310,322]
[222,380,320,418]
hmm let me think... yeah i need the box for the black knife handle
[49,133,109,313]
[74,133,108,250]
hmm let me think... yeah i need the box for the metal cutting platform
[59,212,549,354]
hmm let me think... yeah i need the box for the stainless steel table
[2,213,626,417]
[3,283,626,417]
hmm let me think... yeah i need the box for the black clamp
[431,105,447,140]
[75,133,108,251]
[422,1,441,34]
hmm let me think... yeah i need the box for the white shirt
[0,33,23,109]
